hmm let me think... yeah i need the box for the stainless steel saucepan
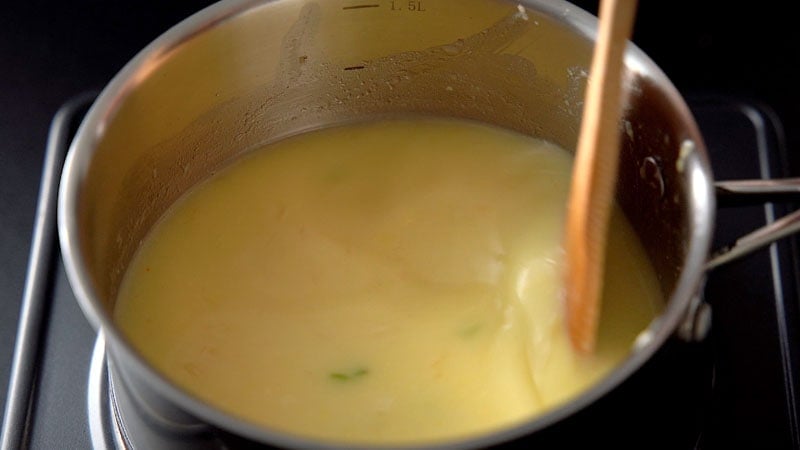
[57,0,800,448]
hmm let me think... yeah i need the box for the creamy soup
[115,117,661,445]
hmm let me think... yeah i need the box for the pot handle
[706,178,800,270]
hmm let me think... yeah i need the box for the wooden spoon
[564,0,638,353]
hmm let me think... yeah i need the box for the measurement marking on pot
[390,1,426,11]
[342,4,380,10]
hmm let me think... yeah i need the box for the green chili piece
[329,366,369,382]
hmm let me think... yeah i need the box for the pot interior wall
[76,0,698,333]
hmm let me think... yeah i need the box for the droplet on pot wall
[624,120,634,141]
[639,156,665,198]
[675,140,695,173]
[515,4,529,20]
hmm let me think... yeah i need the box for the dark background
[2,0,799,439]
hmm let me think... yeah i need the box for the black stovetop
[1,94,798,449]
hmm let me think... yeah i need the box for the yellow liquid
[115,117,661,445]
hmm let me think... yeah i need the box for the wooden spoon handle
[565,0,638,353]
